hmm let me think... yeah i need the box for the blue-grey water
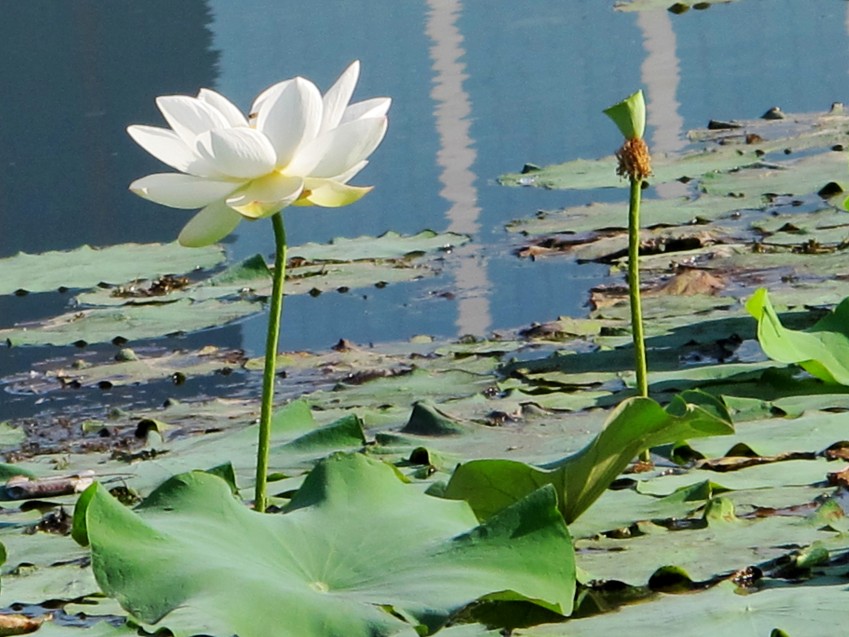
[1,0,848,417]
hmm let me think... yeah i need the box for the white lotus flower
[127,61,390,247]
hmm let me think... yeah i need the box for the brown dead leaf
[824,442,849,461]
[651,269,726,296]
[0,613,49,636]
[827,465,849,488]
[588,285,629,311]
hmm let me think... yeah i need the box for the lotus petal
[127,125,221,178]
[178,200,242,247]
[198,89,249,128]
[227,173,304,219]
[293,116,388,179]
[320,60,359,133]
[297,180,372,208]
[129,173,240,209]
[256,77,322,168]
[156,96,231,144]
[341,97,391,124]
[195,128,277,179]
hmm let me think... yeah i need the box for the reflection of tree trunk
[426,0,491,337]
[637,10,688,199]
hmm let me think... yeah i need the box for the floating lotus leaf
[514,578,849,636]
[2,230,470,348]
[501,108,849,191]
[289,229,469,262]
[16,346,246,391]
[0,243,224,297]
[112,401,366,496]
[0,298,260,347]
[73,453,575,637]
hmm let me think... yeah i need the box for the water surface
[2,0,848,416]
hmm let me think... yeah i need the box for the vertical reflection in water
[425,0,491,337]
[637,10,688,199]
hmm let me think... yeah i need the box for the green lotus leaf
[747,287,849,384]
[0,243,224,297]
[73,453,575,637]
[289,229,469,262]
[444,391,733,523]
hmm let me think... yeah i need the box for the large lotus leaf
[0,526,99,607]
[72,254,272,307]
[701,151,846,199]
[566,480,730,540]
[506,193,760,236]
[746,287,849,384]
[22,346,246,390]
[501,109,849,191]
[0,243,223,296]
[444,391,733,523]
[0,561,98,608]
[76,252,438,307]
[634,458,834,497]
[305,368,497,412]
[369,402,610,473]
[73,453,575,637]
[289,230,469,262]
[0,298,259,347]
[575,500,838,585]
[750,207,849,236]
[499,148,761,191]
[682,407,849,458]
[117,400,366,495]
[515,578,849,636]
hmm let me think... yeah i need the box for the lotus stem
[255,212,287,512]
[627,177,649,400]
[627,177,651,464]
[607,91,652,463]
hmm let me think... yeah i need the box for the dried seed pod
[615,137,652,181]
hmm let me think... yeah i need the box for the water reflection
[426,0,491,336]
[0,0,219,258]
[638,10,686,157]
[637,9,690,200]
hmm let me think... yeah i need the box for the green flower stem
[254,211,287,512]
[628,177,651,464]
[628,177,650,463]
[628,177,649,401]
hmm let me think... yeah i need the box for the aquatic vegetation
[604,90,651,403]
[127,62,390,511]
[3,41,849,637]
[73,453,574,637]
[127,61,389,247]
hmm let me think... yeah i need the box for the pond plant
[56,72,743,636]
[125,60,390,511]
[603,90,650,402]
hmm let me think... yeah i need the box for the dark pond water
[2,0,848,418]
